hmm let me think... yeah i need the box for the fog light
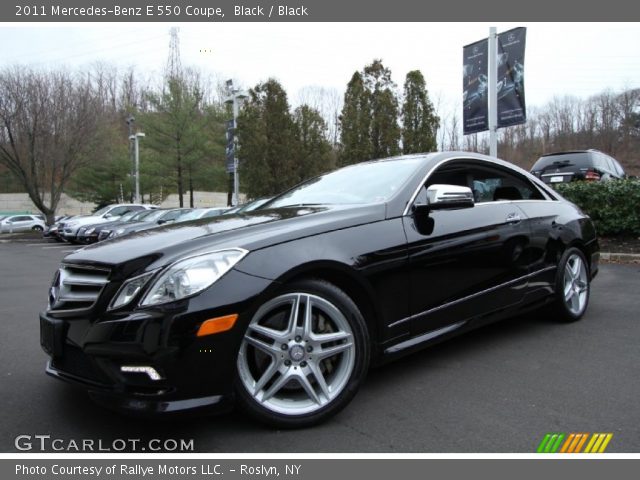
[120,365,163,381]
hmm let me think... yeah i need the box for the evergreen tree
[402,70,440,154]
[363,60,401,158]
[142,72,209,207]
[339,72,371,166]
[237,79,298,198]
[293,105,334,180]
[67,123,131,205]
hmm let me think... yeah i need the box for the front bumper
[40,269,275,415]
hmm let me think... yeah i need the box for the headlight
[140,249,248,306]
[85,227,95,235]
[109,272,155,310]
[114,228,126,237]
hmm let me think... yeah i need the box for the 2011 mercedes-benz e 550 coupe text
[40,152,599,427]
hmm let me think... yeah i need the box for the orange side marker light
[197,314,238,337]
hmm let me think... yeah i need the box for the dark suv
[531,150,626,185]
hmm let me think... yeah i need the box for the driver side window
[424,160,545,203]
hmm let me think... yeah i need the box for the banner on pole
[225,119,235,173]
[463,27,527,135]
[463,39,489,134]
[497,27,527,128]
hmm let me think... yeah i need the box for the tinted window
[531,153,593,171]
[426,161,545,203]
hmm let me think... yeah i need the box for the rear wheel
[235,279,369,428]
[31,225,43,232]
[551,247,590,322]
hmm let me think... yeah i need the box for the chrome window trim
[402,155,556,216]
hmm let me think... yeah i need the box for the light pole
[224,79,247,206]
[126,115,135,202]
[129,132,145,204]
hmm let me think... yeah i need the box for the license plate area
[550,175,565,183]
[40,316,67,358]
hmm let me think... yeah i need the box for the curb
[600,252,640,262]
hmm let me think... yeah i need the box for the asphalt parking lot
[1,239,639,453]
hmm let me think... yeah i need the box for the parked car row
[43,204,238,244]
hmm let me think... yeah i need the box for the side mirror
[411,184,474,236]
[425,184,474,210]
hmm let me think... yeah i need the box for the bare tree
[296,86,343,146]
[0,66,104,223]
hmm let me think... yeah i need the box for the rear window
[532,153,593,171]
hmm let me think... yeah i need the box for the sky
[0,22,638,115]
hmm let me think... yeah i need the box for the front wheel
[551,247,590,322]
[235,279,370,428]
[31,225,43,232]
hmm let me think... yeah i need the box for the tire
[31,225,44,232]
[235,279,370,428]
[551,247,590,322]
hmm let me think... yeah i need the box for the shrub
[555,180,640,237]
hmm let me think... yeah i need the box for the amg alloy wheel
[236,279,369,427]
[552,247,590,322]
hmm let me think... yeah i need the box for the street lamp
[126,115,135,202]
[129,132,145,204]
[224,79,247,206]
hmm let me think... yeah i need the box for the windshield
[131,210,155,221]
[179,209,207,221]
[143,210,169,222]
[266,158,423,208]
[118,211,139,222]
[93,205,113,216]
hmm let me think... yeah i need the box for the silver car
[0,214,46,233]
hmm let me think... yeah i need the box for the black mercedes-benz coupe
[40,152,599,427]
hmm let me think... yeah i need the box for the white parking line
[42,245,70,249]
[25,243,51,246]
[62,249,79,253]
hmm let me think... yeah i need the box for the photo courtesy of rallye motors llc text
[15,463,301,477]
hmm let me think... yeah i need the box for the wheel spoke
[244,334,279,356]
[307,361,331,400]
[571,257,582,278]
[301,296,313,338]
[317,340,353,360]
[297,371,322,405]
[249,323,287,344]
[564,280,573,299]
[312,330,352,345]
[286,295,302,335]
[565,263,575,282]
[261,370,293,402]
[570,291,580,313]
[253,359,280,395]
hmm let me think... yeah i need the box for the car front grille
[48,264,110,313]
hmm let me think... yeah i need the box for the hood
[67,215,111,227]
[64,204,385,273]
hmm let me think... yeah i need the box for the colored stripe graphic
[538,433,613,453]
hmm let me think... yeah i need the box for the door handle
[506,212,521,224]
